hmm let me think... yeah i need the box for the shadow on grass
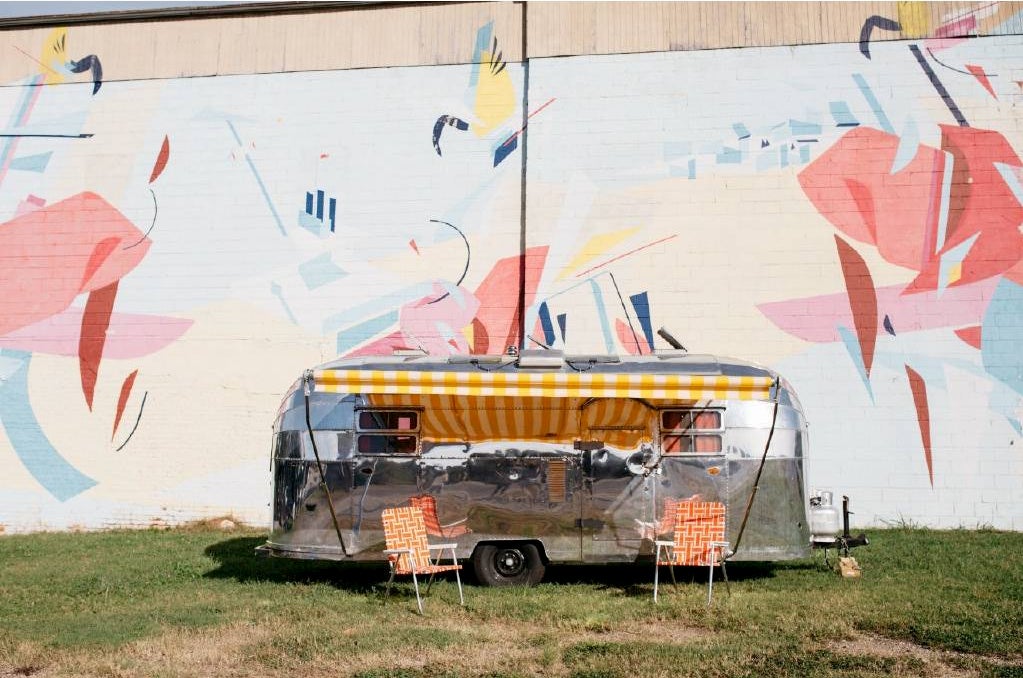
[542,560,805,596]
[202,536,806,597]
[202,536,382,593]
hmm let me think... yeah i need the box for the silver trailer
[257,349,815,585]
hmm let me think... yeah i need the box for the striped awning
[312,369,775,401]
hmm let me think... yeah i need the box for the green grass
[0,527,1020,677]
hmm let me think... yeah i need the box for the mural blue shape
[299,253,347,291]
[629,292,655,352]
[337,310,400,354]
[717,147,742,164]
[838,325,874,402]
[557,313,567,343]
[0,350,97,501]
[226,120,286,236]
[789,120,822,136]
[829,101,860,127]
[9,151,53,173]
[270,282,299,324]
[589,280,614,353]
[982,278,1023,396]
[732,123,751,140]
[303,189,337,232]
[853,73,895,134]
[493,135,518,167]
[538,301,555,346]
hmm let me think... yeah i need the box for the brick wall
[0,21,1021,532]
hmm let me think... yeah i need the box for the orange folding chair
[409,495,471,539]
[382,506,465,614]
[653,501,731,604]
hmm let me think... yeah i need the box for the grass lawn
[1,526,1021,677]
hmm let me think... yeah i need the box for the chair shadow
[202,536,383,594]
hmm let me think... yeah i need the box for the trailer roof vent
[392,348,428,357]
[516,349,565,369]
[565,354,621,364]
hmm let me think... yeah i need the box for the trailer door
[578,398,656,562]
[655,407,730,538]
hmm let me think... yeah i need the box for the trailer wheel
[472,543,545,586]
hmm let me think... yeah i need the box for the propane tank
[809,490,841,544]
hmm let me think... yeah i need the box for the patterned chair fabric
[408,495,471,539]
[658,500,725,567]
[381,506,464,613]
[653,500,731,604]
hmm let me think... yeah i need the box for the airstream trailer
[258,349,821,585]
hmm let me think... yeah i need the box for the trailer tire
[472,543,545,587]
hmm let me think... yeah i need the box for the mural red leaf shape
[79,281,119,411]
[835,235,878,378]
[112,369,139,440]
[799,126,1023,294]
[149,135,170,184]
[953,325,983,350]
[905,365,934,487]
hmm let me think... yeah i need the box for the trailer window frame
[354,407,421,456]
[658,407,725,455]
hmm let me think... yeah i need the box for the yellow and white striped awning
[312,369,775,401]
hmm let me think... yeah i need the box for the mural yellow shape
[898,1,931,39]
[462,322,475,348]
[472,51,516,138]
[557,227,642,280]
[41,27,68,85]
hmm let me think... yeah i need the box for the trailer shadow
[202,536,817,596]
[202,536,382,593]
[542,560,806,596]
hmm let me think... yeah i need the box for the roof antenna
[656,326,687,352]
[528,335,552,350]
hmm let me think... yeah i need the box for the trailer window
[357,434,417,455]
[358,410,418,431]
[661,409,722,454]
[356,409,419,455]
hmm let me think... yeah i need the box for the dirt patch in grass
[831,631,1023,678]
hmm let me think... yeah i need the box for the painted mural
[1,6,1021,532]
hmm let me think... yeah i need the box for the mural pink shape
[0,309,193,358]
[798,126,1023,295]
[0,192,151,337]
[835,235,878,377]
[615,318,643,356]
[758,278,999,344]
[472,246,549,353]
[905,365,934,487]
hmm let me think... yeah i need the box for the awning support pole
[732,377,781,554]
[303,369,350,557]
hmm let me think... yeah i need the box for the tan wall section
[0,2,524,82]
[528,2,1023,57]
[2,1,1022,83]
